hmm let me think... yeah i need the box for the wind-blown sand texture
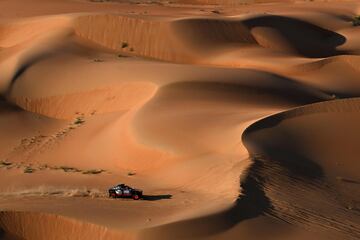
[0,0,360,239]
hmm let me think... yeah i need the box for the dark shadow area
[243,15,347,58]
[262,151,323,180]
[243,113,285,133]
[0,96,24,114]
[4,52,52,97]
[3,39,89,98]
[232,160,273,220]
[141,158,273,240]
[155,68,333,107]
[172,18,257,47]
[142,194,172,201]
[243,114,324,180]
[142,109,331,239]
[0,228,22,240]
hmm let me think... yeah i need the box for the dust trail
[0,186,106,198]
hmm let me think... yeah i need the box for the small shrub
[128,171,136,176]
[74,117,85,125]
[129,47,134,52]
[211,10,221,14]
[82,169,104,175]
[94,59,104,62]
[60,166,81,173]
[0,160,12,166]
[39,164,49,170]
[353,16,360,26]
[24,167,35,173]
[121,42,129,49]
[50,166,61,170]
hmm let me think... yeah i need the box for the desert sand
[0,0,359,239]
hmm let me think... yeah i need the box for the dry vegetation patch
[353,16,360,26]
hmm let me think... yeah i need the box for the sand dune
[12,83,157,119]
[244,15,346,57]
[0,0,360,239]
[242,98,360,239]
[0,211,135,240]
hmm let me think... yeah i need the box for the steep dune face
[74,14,256,62]
[242,98,360,240]
[243,15,346,57]
[12,83,157,119]
[73,13,349,64]
[74,15,194,62]
[142,100,360,240]
[170,18,256,52]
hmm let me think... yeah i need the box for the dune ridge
[240,98,360,239]
[0,211,136,240]
[11,83,157,119]
[140,98,360,240]
[73,13,348,63]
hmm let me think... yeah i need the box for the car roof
[118,184,129,187]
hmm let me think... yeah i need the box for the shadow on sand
[142,195,172,201]
[0,228,22,240]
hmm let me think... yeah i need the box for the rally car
[108,184,143,200]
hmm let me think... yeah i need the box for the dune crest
[0,211,136,240]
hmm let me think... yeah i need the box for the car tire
[132,194,140,200]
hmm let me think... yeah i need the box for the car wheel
[132,194,140,200]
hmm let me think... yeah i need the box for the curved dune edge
[139,98,360,240]
[73,14,255,62]
[0,16,73,48]
[3,100,359,240]
[0,211,137,240]
[0,16,73,94]
[0,12,355,103]
[10,82,157,120]
[73,13,347,64]
[241,98,360,239]
[74,14,195,63]
[245,96,360,125]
